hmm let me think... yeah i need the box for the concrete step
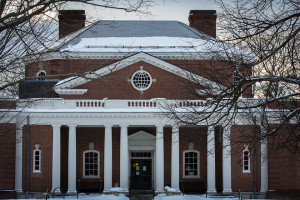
[208,194,236,198]
[130,195,154,200]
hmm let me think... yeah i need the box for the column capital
[105,124,113,128]
[52,124,61,128]
[68,124,77,128]
[119,124,129,128]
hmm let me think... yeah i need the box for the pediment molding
[54,52,225,94]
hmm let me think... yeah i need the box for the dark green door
[131,159,152,190]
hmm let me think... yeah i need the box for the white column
[52,125,61,193]
[104,125,113,192]
[207,126,216,193]
[155,126,164,192]
[67,125,77,194]
[120,125,129,192]
[15,119,23,193]
[171,126,180,191]
[260,126,268,193]
[222,125,232,194]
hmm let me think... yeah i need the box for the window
[83,150,100,178]
[233,70,241,86]
[233,70,242,97]
[37,70,46,80]
[33,144,41,173]
[243,146,250,173]
[183,150,200,178]
[131,69,152,91]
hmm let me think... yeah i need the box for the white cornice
[38,51,216,61]
[55,89,88,95]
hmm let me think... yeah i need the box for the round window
[131,70,152,91]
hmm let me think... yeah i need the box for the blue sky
[64,0,216,25]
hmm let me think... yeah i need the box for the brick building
[0,10,299,199]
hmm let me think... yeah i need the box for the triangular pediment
[128,130,156,141]
[54,52,225,94]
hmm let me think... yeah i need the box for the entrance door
[130,159,152,190]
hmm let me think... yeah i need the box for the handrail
[238,189,242,200]
[180,180,184,196]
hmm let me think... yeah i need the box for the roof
[59,20,215,53]
[66,20,207,41]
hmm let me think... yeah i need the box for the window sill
[33,170,41,173]
[242,170,251,173]
[182,176,200,179]
[82,176,100,179]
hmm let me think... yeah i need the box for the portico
[14,99,238,195]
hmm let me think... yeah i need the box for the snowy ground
[15,193,240,200]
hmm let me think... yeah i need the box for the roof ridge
[58,20,101,50]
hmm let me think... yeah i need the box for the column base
[121,188,129,193]
[67,190,77,195]
[51,189,61,195]
[207,189,217,194]
[103,188,112,193]
[155,189,165,194]
[222,189,233,194]
[15,189,23,194]
[260,189,268,194]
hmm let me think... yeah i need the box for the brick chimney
[58,10,86,39]
[188,10,217,38]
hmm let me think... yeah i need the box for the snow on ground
[14,193,240,200]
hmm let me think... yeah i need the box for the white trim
[55,89,88,95]
[36,70,46,80]
[33,145,41,173]
[242,146,250,173]
[131,69,153,91]
[183,150,200,178]
[33,52,224,62]
[55,52,225,93]
[83,150,100,178]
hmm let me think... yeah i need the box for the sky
[63,0,217,25]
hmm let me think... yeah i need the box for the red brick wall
[112,127,120,187]
[179,127,207,193]
[60,126,69,191]
[22,125,52,192]
[0,124,16,190]
[26,58,253,99]
[164,127,172,186]
[267,125,300,193]
[61,61,200,100]
[231,125,261,192]
[76,127,104,192]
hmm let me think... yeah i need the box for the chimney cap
[189,10,216,15]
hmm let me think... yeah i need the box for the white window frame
[131,69,153,91]
[33,145,41,173]
[183,150,200,178]
[83,150,100,178]
[36,70,46,80]
[242,146,250,173]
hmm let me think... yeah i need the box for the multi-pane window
[243,147,250,173]
[233,70,242,97]
[37,71,46,80]
[233,70,241,86]
[183,150,200,178]
[83,150,100,178]
[131,69,152,91]
[33,145,41,173]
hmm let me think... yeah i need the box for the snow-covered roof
[59,20,216,53]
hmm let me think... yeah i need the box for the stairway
[130,190,154,200]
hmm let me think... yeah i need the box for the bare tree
[164,0,299,155]
[0,0,154,141]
